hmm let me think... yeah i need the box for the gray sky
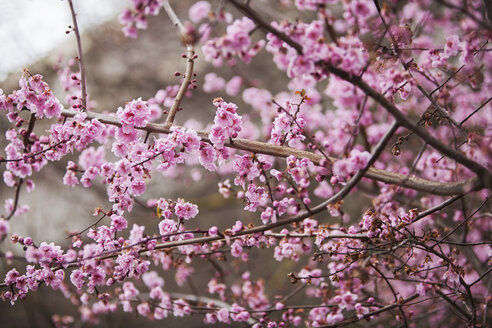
[0,0,128,81]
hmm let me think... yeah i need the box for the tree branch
[61,109,483,195]
[163,0,195,124]
[59,108,478,195]
[67,0,87,111]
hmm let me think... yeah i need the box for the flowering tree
[0,0,491,326]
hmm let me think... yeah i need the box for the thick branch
[317,62,491,189]
[60,109,478,195]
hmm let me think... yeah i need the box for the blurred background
[0,1,317,327]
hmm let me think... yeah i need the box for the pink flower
[117,98,150,129]
[203,73,225,93]
[122,281,139,299]
[231,220,244,234]
[111,214,128,231]
[209,98,243,150]
[233,154,260,187]
[351,0,374,17]
[136,302,151,316]
[157,199,173,219]
[230,303,250,322]
[4,268,20,285]
[217,308,230,323]
[443,268,460,283]
[199,142,217,171]
[118,1,162,38]
[43,98,62,118]
[115,126,138,143]
[174,199,199,220]
[244,183,267,212]
[261,207,276,224]
[130,178,146,196]
[286,156,311,188]
[208,226,219,236]
[298,268,324,285]
[135,260,150,276]
[314,181,333,198]
[444,35,460,57]
[333,149,371,180]
[172,299,191,317]
[79,146,105,169]
[70,269,85,289]
[202,17,264,65]
[142,271,164,289]
[188,1,211,23]
[389,24,413,47]
[225,76,242,96]
[326,311,344,325]
[159,219,178,236]
[154,307,168,320]
[2,171,15,187]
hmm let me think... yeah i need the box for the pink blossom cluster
[270,101,306,147]
[332,148,371,181]
[232,154,260,188]
[155,198,199,221]
[115,98,151,142]
[4,237,73,304]
[202,17,265,66]
[109,127,199,211]
[208,98,242,151]
[266,20,369,78]
[118,0,163,38]
[2,73,62,119]
[274,231,311,261]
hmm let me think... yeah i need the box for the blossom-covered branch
[59,108,477,195]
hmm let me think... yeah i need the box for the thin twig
[5,179,24,220]
[430,65,465,96]
[162,0,196,124]
[470,266,492,287]
[375,4,465,136]
[370,262,410,327]
[435,289,472,320]
[66,213,108,238]
[433,194,491,246]
[436,0,492,31]
[459,97,492,126]
[166,45,195,124]
[162,0,185,32]
[5,112,37,220]
[67,0,87,111]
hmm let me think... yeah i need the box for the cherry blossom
[1,0,491,327]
